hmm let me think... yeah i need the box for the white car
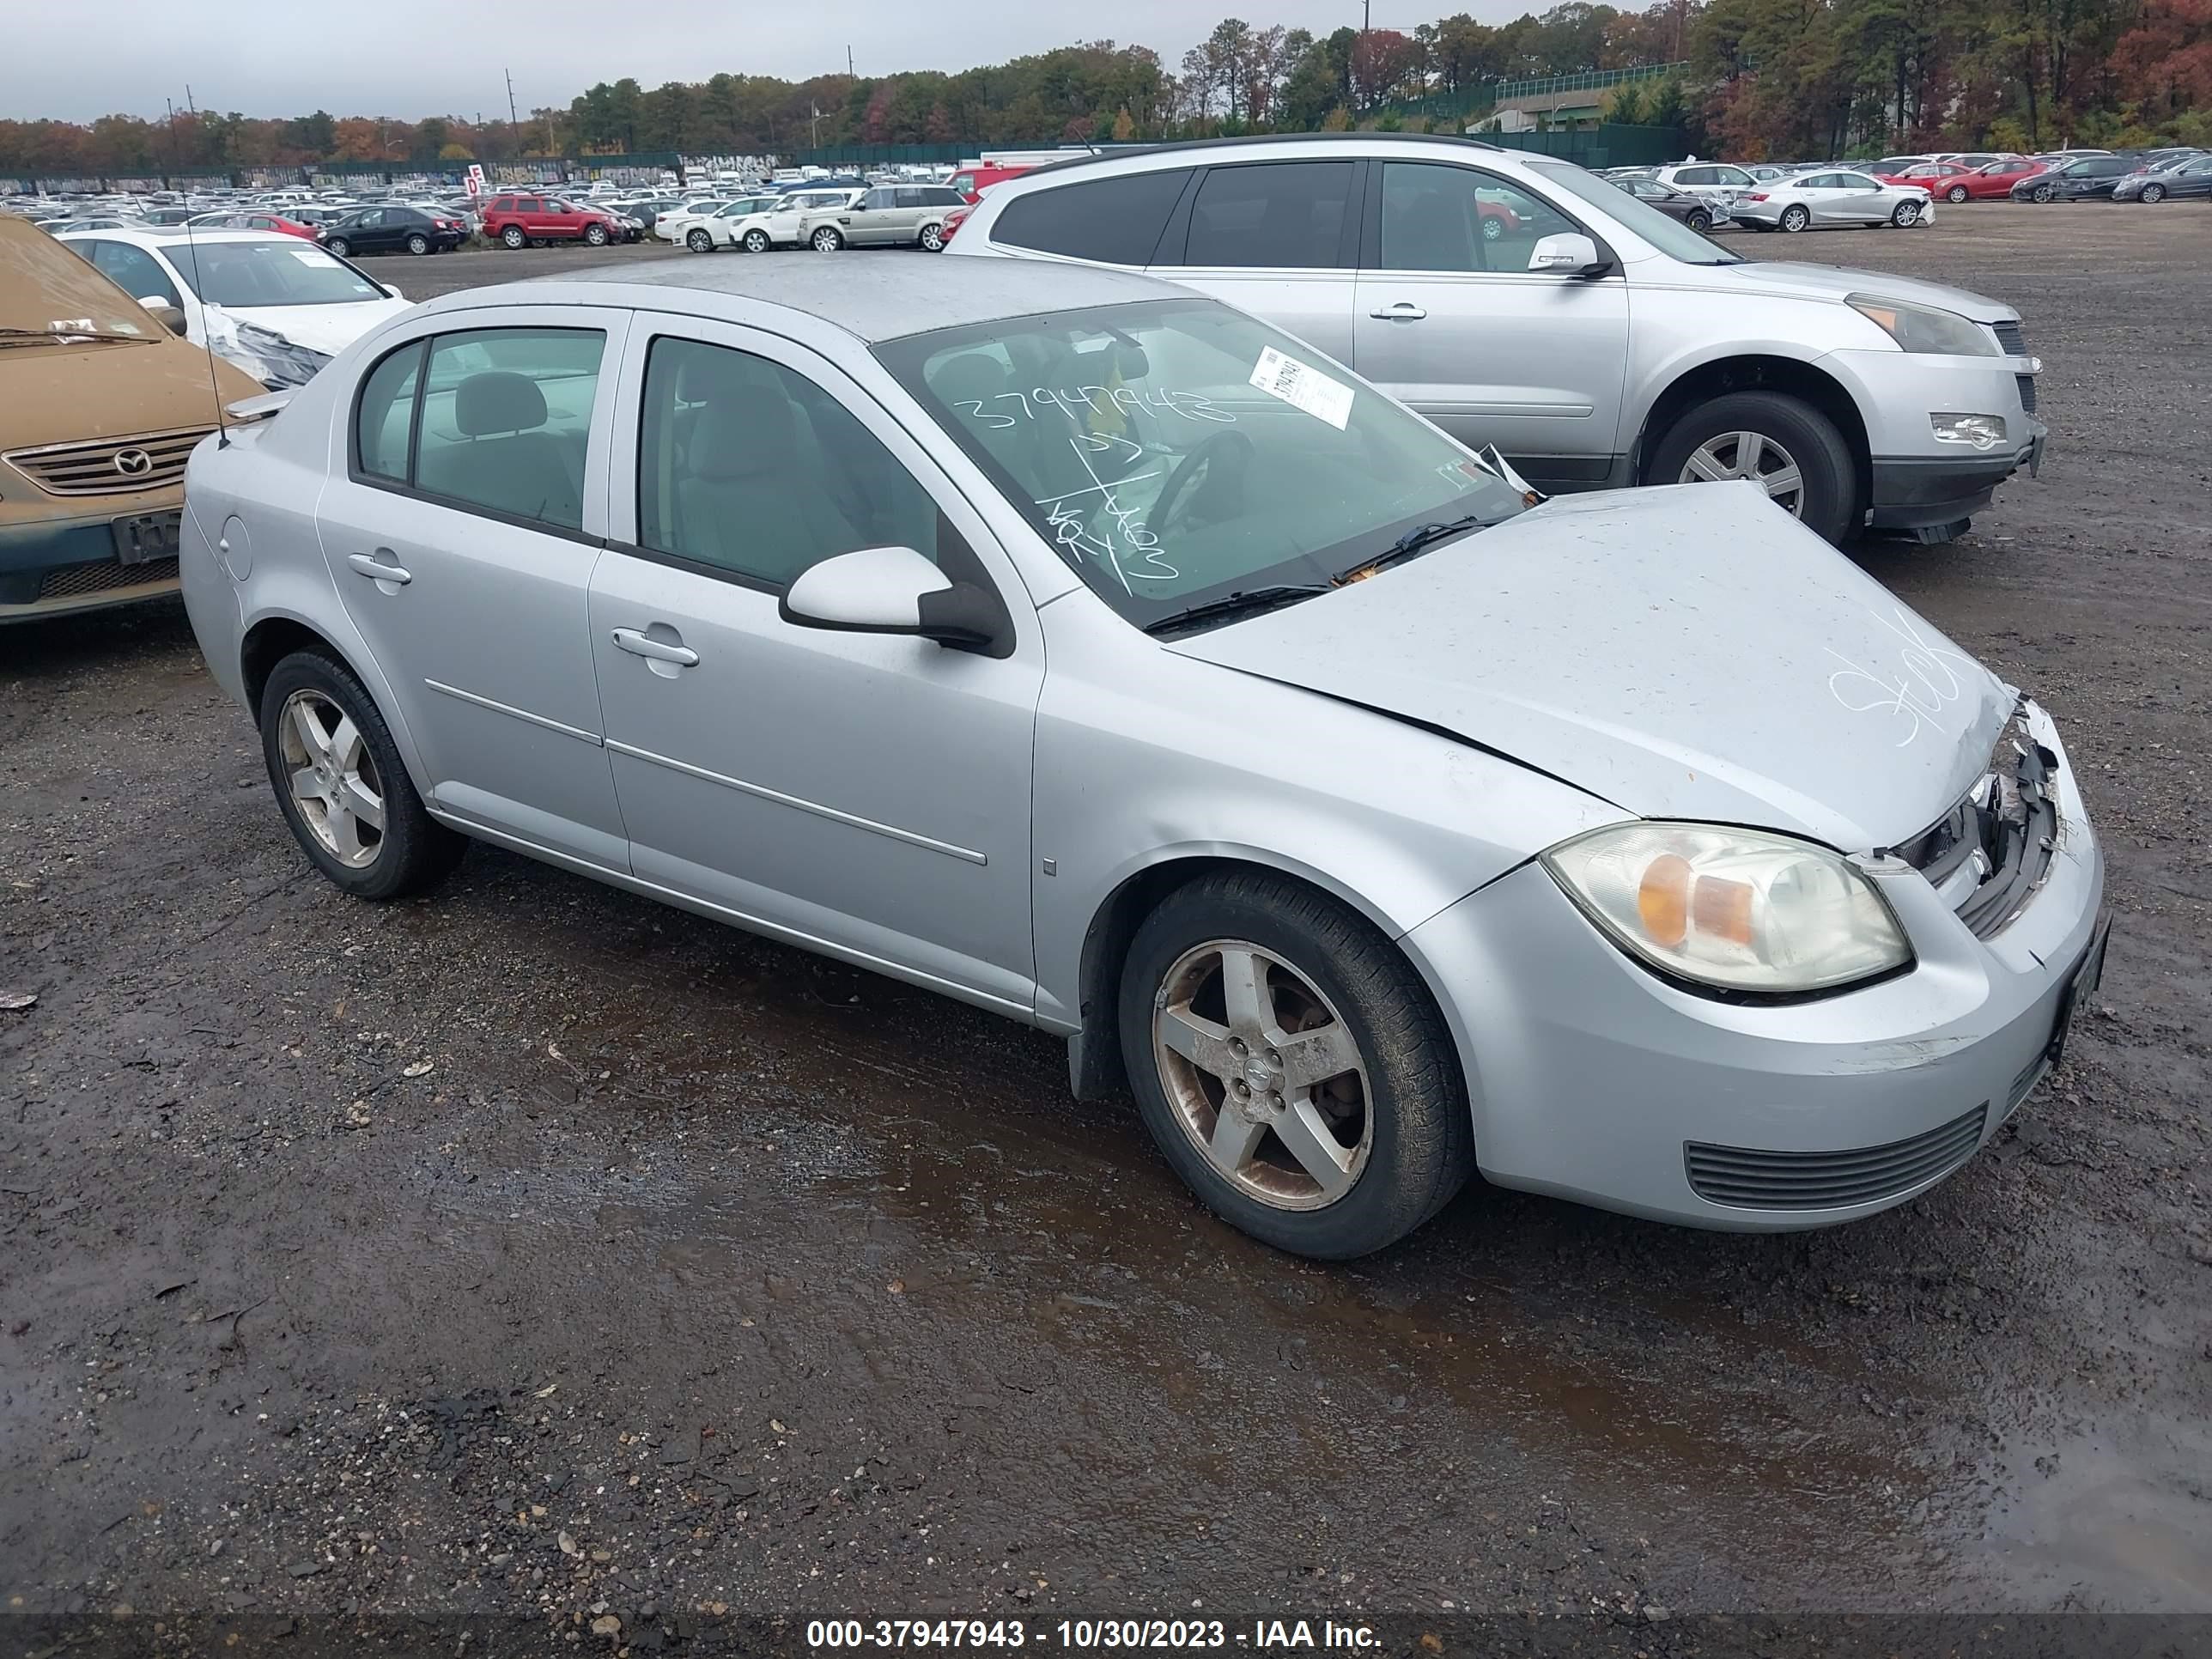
[679,194,783,252]
[1649,162,1762,210]
[1731,168,1935,233]
[728,188,866,252]
[56,227,411,388]
[651,199,732,243]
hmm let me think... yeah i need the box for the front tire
[258,652,464,902]
[1891,199,1920,227]
[687,227,713,252]
[743,228,770,252]
[405,233,429,255]
[1118,872,1474,1260]
[811,226,844,252]
[325,237,350,257]
[501,224,526,248]
[1653,390,1857,544]
[2141,183,2166,204]
[1779,204,1811,232]
[1946,184,1969,203]
[2032,182,2056,203]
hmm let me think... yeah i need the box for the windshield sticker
[1249,346,1353,430]
[1825,605,1981,746]
[290,249,331,264]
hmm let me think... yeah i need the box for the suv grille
[1686,1105,1987,1210]
[4,428,210,497]
[1893,705,2058,939]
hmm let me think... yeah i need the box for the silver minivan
[951,135,2045,544]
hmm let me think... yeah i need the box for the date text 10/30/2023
[805,1618,1385,1650]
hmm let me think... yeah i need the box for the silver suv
[805,183,969,252]
[951,135,2045,544]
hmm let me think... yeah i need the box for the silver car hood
[1682,255,2016,322]
[1165,483,2016,852]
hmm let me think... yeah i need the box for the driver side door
[587,319,1045,1012]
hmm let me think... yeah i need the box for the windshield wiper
[1332,514,1486,584]
[0,325,151,346]
[1143,583,1332,635]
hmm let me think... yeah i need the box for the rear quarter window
[990,170,1189,265]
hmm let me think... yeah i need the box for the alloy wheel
[1480,214,1504,240]
[327,238,349,257]
[586,225,608,246]
[1679,429,1806,516]
[2142,184,2165,203]
[689,228,712,252]
[278,690,385,869]
[1780,205,1809,231]
[744,229,769,252]
[1947,184,1969,203]
[1152,939,1372,1212]
[406,234,429,254]
[920,223,945,251]
[2033,184,2055,203]
[1893,200,1919,226]
[503,226,526,246]
[812,227,842,252]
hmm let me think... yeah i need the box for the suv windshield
[172,241,386,307]
[877,298,1528,632]
[0,219,161,342]
[1531,160,1743,264]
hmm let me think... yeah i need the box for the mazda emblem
[112,448,154,477]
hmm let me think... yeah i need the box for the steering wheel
[1143,430,1256,539]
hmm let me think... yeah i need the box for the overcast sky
[26,0,1508,125]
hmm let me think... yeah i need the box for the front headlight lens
[1847,294,2001,356]
[1543,823,1911,994]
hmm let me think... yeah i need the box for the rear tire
[1651,389,1857,544]
[405,233,429,255]
[1686,208,1711,233]
[1117,872,1474,1260]
[325,237,350,257]
[258,651,465,902]
[919,222,946,251]
[687,228,713,252]
[501,224,526,248]
[1779,204,1810,232]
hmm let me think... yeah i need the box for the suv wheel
[687,227,714,252]
[1779,204,1811,232]
[405,232,430,255]
[1946,183,1970,203]
[811,226,845,252]
[743,228,771,252]
[1118,872,1474,1260]
[325,236,350,257]
[584,222,609,246]
[259,652,465,902]
[501,224,526,248]
[1652,391,1856,544]
[918,222,946,252]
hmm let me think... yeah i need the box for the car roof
[455,253,1179,344]
[1007,131,1504,185]
[54,225,300,246]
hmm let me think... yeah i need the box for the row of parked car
[1605,146,2209,218]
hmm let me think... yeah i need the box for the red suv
[479,194,618,249]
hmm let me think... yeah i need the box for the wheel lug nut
[1264,1048,1280,1067]
[1267,1091,1283,1110]
[1230,1037,1247,1057]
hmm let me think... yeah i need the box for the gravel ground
[2,203,2208,1651]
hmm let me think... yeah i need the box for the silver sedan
[1734,168,1936,232]
[178,257,2104,1258]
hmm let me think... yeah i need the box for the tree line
[3,0,2204,179]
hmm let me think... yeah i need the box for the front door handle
[610,627,699,667]
[347,550,411,585]
[1369,301,1427,320]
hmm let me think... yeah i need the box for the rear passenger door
[1146,159,1361,363]
[313,308,635,868]
[586,320,1044,1011]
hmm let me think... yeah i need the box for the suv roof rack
[1013,131,1507,182]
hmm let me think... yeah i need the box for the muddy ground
[3,203,2208,1649]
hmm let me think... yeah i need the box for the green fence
[1492,64,1687,103]
[1373,61,1689,133]
[1480,123,1689,168]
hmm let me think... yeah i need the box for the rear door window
[1181,162,1354,270]
[991,170,1190,265]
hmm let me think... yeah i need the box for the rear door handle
[347,550,410,585]
[610,627,699,667]
[1369,302,1426,320]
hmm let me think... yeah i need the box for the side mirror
[778,545,1006,654]
[139,297,187,335]
[1527,233,1607,276]
[381,284,404,300]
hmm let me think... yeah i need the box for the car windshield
[876,298,1529,633]
[0,220,161,343]
[1528,160,1742,264]
[171,240,386,307]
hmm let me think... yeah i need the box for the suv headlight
[1542,823,1911,995]
[1847,294,2001,356]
